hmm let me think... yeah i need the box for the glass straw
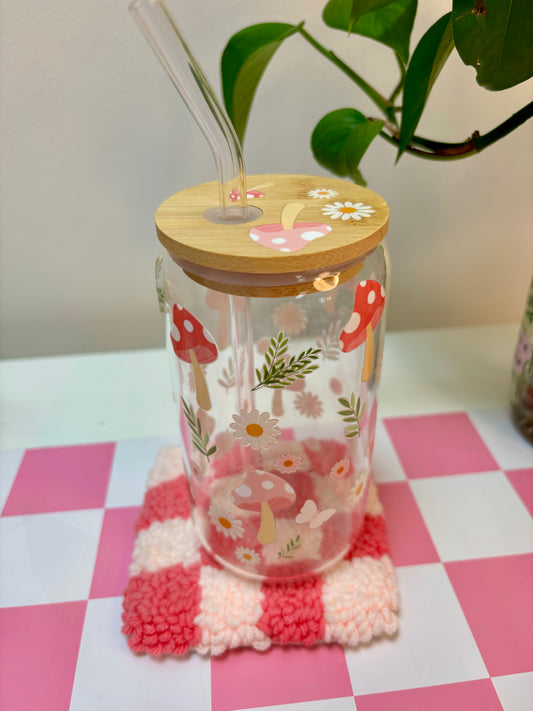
[130,0,256,223]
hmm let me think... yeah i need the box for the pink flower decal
[273,303,308,335]
[329,458,350,480]
[513,329,532,374]
[329,377,343,394]
[294,391,324,419]
[274,453,303,474]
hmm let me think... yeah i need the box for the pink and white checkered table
[1,330,532,710]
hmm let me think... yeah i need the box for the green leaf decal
[221,23,300,143]
[278,534,302,559]
[323,0,417,63]
[452,0,533,91]
[398,13,454,158]
[338,393,365,438]
[253,331,321,391]
[154,257,166,313]
[311,109,384,184]
[181,397,217,461]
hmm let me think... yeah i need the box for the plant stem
[297,25,392,116]
[388,53,406,108]
[379,100,533,160]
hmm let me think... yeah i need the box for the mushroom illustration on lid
[231,469,296,544]
[249,202,332,253]
[229,182,274,202]
[171,303,217,411]
[340,280,385,382]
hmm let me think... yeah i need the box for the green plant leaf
[324,0,397,29]
[398,13,454,158]
[311,108,384,183]
[221,23,300,142]
[323,0,417,63]
[452,0,533,90]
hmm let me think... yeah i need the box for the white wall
[1,0,532,358]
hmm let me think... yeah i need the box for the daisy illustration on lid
[208,504,244,540]
[308,188,338,199]
[322,201,375,221]
[230,409,280,450]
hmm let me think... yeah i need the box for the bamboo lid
[155,174,389,295]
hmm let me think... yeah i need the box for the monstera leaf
[452,0,533,90]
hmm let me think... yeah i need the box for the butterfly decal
[295,499,336,530]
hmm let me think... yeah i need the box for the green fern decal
[253,331,321,391]
[181,397,217,460]
[278,534,302,559]
[338,393,365,439]
[154,257,166,313]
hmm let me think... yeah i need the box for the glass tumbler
[156,174,390,581]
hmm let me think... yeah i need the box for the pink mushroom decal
[249,202,332,253]
[339,280,385,382]
[231,469,296,544]
[229,182,273,202]
[171,303,218,411]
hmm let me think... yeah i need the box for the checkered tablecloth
[1,408,532,711]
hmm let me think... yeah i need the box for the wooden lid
[155,174,389,289]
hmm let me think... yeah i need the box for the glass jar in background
[511,276,533,444]
[155,175,390,581]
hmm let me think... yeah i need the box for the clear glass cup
[157,244,390,581]
[511,276,533,443]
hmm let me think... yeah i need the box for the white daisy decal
[230,409,280,450]
[235,546,260,566]
[274,453,303,474]
[308,188,339,199]
[322,201,375,221]
[208,504,244,539]
[329,458,350,480]
[348,468,370,508]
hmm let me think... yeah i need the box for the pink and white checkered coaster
[121,446,399,657]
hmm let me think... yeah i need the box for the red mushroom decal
[339,280,385,382]
[170,303,218,411]
[249,202,332,253]
[231,469,296,544]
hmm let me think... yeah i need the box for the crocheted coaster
[121,446,399,657]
